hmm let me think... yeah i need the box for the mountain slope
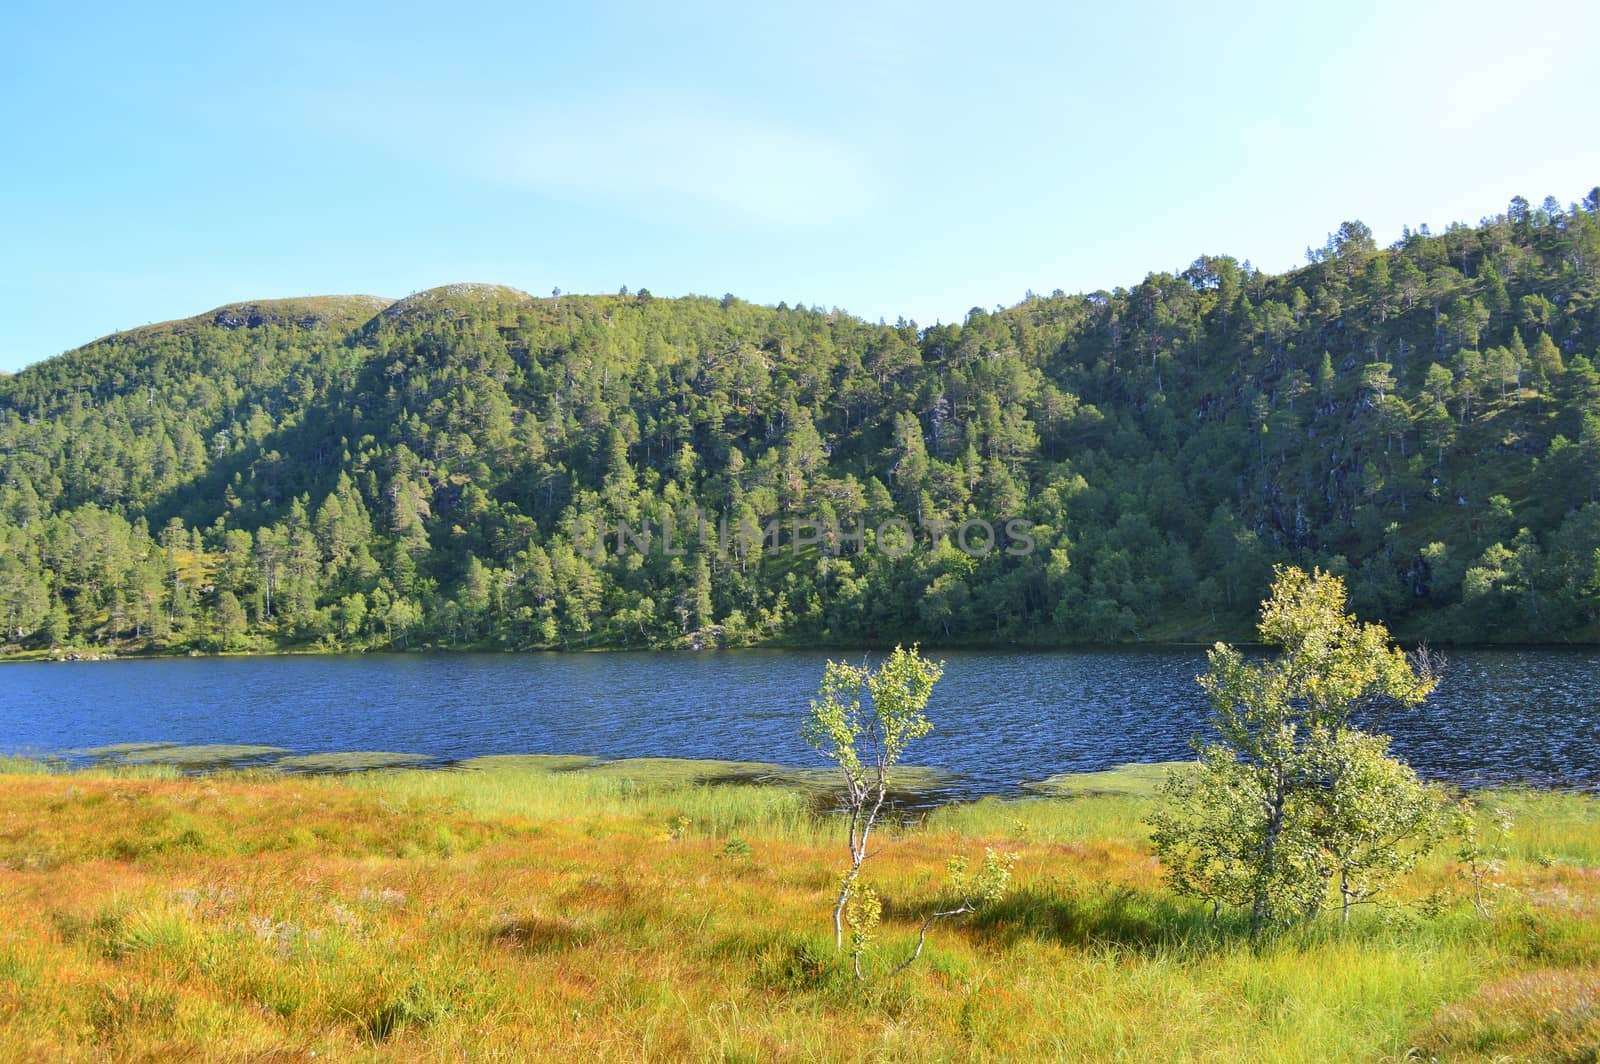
[3,192,1599,653]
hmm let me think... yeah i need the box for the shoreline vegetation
[23,745,965,800]
[11,743,1596,799]
[9,630,1600,667]
[0,753,1595,1059]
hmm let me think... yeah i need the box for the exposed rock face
[377,284,540,325]
[209,295,394,331]
[87,294,395,347]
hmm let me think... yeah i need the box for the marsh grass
[67,742,179,758]
[119,744,291,768]
[1021,760,1190,799]
[0,758,1594,1060]
[274,751,435,773]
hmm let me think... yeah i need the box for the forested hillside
[4,192,1600,654]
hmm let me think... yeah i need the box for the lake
[1,648,1596,796]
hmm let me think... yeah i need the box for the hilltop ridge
[84,294,395,348]
[379,283,539,323]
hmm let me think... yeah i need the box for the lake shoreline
[9,748,1594,803]
[8,632,1600,666]
[5,648,1597,795]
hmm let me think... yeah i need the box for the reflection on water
[1,647,1595,796]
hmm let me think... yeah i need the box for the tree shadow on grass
[968,883,1250,957]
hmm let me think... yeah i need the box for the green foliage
[804,644,944,949]
[947,846,1015,907]
[1151,567,1446,935]
[847,847,1017,982]
[5,194,1600,656]
[800,649,1012,979]
[842,882,881,980]
[1450,796,1516,916]
[716,836,752,861]
[1313,730,1448,921]
[802,645,942,804]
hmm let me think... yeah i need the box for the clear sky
[4,0,1599,372]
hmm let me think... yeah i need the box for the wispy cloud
[312,86,876,226]
[479,102,875,225]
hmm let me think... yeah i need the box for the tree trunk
[1250,793,1286,938]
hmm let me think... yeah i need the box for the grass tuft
[275,751,433,773]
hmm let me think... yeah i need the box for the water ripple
[0,647,1595,796]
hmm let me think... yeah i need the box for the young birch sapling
[887,848,1015,977]
[803,644,942,950]
[804,646,1014,979]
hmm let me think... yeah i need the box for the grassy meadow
[0,754,1596,1061]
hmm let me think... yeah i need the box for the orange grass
[0,766,1596,1061]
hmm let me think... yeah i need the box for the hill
[2,192,1599,654]
[99,295,397,344]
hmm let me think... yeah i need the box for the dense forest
[4,190,1600,655]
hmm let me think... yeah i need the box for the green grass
[274,751,434,772]
[1022,760,1191,798]
[119,744,290,768]
[1475,787,1600,864]
[0,756,1594,1060]
[0,755,52,776]
[68,742,178,758]
[452,753,600,772]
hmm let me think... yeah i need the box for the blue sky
[4,0,1598,372]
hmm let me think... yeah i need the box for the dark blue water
[1,648,1596,795]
